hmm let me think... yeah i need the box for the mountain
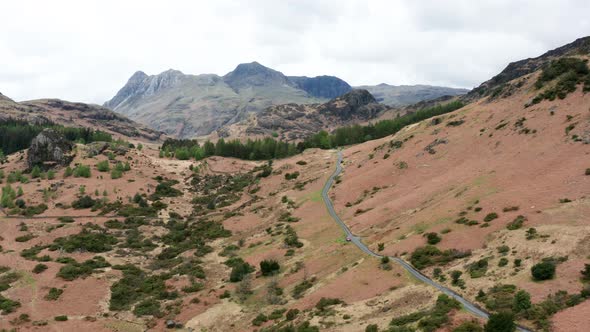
[219,89,397,141]
[468,36,590,99]
[104,62,352,138]
[356,83,469,106]
[0,92,162,141]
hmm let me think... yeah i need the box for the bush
[45,287,64,301]
[54,315,68,322]
[0,295,21,314]
[71,195,97,209]
[506,215,526,230]
[286,308,300,321]
[96,160,110,172]
[32,263,48,274]
[483,212,498,222]
[531,261,556,280]
[425,232,441,245]
[260,259,280,276]
[73,165,91,178]
[47,170,55,180]
[252,313,268,326]
[365,324,379,332]
[226,258,254,282]
[315,297,343,312]
[110,169,123,179]
[484,312,515,332]
[31,165,41,178]
[133,298,161,316]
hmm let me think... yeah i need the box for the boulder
[27,129,74,170]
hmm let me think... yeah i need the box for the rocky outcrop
[468,36,590,99]
[27,129,74,169]
[289,75,352,99]
[223,89,396,140]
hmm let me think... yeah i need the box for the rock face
[286,75,352,99]
[220,89,397,141]
[27,129,74,169]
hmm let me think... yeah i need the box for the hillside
[1,37,590,332]
[219,89,398,141]
[0,93,162,142]
[357,83,468,106]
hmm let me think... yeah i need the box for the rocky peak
[27,129,74,170]
[223,61,291,90]
[337,89,377,107]
[288,75,352,99]
[105,69,185,110]
[318,89,384,121]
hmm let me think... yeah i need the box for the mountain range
[104,62,468,138]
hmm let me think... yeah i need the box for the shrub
[468,259,488,278]
[586,168,590,176]
[531,261,556,280]
[424,232,441,245]
[483,212,498,222]
[286,308,299,321]
[133,298,161,316]
[96,160,110,172]
[31,166,41,178]
[252,313,268,326]
[365,324,379,332]
[73,165,91,178]
[0,295,21,314]
[506,215,526,230]
[453,321,483,332]
[484,312,515,332]
[54,315,68,321]
[32,263,48,274]
[513,290,532,312]
[226,258,254,282]
[46,170,55,179]
[45,287,64,301]
[58,216,75,223]
[111,169,123,179]
[71,195,97,209]
[260,259,280,276]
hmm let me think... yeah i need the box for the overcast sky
[1,0,589,104]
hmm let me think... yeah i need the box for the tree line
[163,100,464,161]
[0,119,113,156]
[299,100,464,149]
[161,137,299,161]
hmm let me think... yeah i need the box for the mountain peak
[223,61,290,90]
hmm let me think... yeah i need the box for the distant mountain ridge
[105,62,467,138]
[356,83,468,106]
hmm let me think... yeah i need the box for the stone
[27,129,74,170]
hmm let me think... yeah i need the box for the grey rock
[27,129,74,170]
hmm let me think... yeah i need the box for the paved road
[321,150,531,332]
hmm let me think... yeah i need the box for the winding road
[321,150,532,332]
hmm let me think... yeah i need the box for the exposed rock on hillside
[219,89,394,140]
[27,129,74,169]
[468,36,590,99]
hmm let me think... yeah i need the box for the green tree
[484,312,515,332]
[531,261,556,280]
[513,290,532,312]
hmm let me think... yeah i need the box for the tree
[425,232,441,245]
[484,312,515,332]
[260,259,280,276]
[513,290,532,312]
[531,261,556,280]
[581,264,590,281]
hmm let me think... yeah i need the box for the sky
[1,0,589,104]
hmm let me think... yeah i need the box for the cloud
[0,0,588,103]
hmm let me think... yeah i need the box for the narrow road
[321,150,531,332]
